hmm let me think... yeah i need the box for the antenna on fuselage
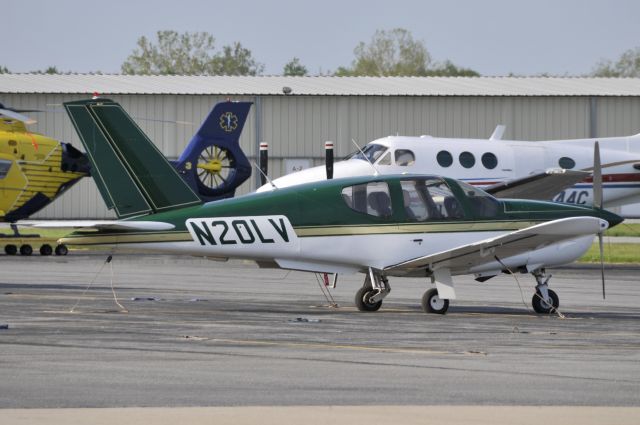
[252,160,277,190]
[351,138,380,176]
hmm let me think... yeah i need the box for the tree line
[2,28,639,77]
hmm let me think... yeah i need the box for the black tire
[4,244,17,255]
[532,289,559,314]
[19,244,33,256]
[39,244,53,256]
[421,288,449,314]
[355,285,382,312]
[55,244,68,256]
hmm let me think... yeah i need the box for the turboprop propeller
[593,141,606,299]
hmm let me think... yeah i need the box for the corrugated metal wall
[2,93,639,219]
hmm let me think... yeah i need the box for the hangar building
[1,74,639,218]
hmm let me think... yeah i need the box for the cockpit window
[401,178,464,221]
[342,181,392,218]
[345,144,388,164]
[395,149,415,166]
[0,159,11,179]
[377,151,392,165]
[456,180,501,218]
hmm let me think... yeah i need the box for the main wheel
[421,288,449,314]
[355,285,382,312]
[19,244,33,256]
[39,244,53,256]
[55,244,68,256]
[4,244,17,255]
[532,289,559,314]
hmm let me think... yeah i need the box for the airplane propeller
[0,103,41,125]
[593,141,606,299]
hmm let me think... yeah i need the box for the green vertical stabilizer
[65,99,202,218]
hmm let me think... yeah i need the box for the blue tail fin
[173,101,252,202]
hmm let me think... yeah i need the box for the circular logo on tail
[219,112,238,132]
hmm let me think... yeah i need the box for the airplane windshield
[345,144,388,164]
[456,181,501,218]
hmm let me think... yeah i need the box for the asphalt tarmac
[1,253,639,416]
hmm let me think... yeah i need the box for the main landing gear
[531,269,559,314]
[355,269,391,312]
[421,288,449,314]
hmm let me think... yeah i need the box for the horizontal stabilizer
[20,220,175,231]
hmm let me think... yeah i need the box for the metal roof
[1,74,640,96]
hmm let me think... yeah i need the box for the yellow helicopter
[0,103,89,255]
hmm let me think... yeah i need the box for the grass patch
[605,223,640,237]
[579,243,640,264]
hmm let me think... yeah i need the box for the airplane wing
[384,216,606,275]
[485,169,590,200]
[19,220,175,231]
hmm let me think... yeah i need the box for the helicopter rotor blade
[0,108,37,125]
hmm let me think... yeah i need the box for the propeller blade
[593,141,602,209]
[0,108,37,124]
[325,141,334,179]
[598,231,606,299]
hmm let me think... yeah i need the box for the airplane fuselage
[262,134,640,208]
[62,175,621,277]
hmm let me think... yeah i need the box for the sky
[4,0,640,76]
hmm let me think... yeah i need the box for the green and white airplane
[32,98,623,315]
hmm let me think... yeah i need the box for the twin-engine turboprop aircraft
[27,98,623,315]
[259,127,640,209]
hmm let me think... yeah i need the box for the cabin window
[401,178,464,221]
[394,149,415,166]
[457,180,500,218]
[341,181,392,218]
[436,150,453,167]
[377,151,392,165]
[459,151,476,168]
[558,157,576,169]
[481,152,498,169]
[0,159,11,179]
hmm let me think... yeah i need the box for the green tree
[592,47,640,77]
[425,60,480,77]
[213,42,264,76]
[283,57,308,76]
[335,28,430,76]
[121,30,263,76]
[0,65,9,74]
[335,28,479,77]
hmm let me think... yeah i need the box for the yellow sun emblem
[219,112,238,133]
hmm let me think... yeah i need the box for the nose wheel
[532,288,559,314]
[531,269,560,314]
